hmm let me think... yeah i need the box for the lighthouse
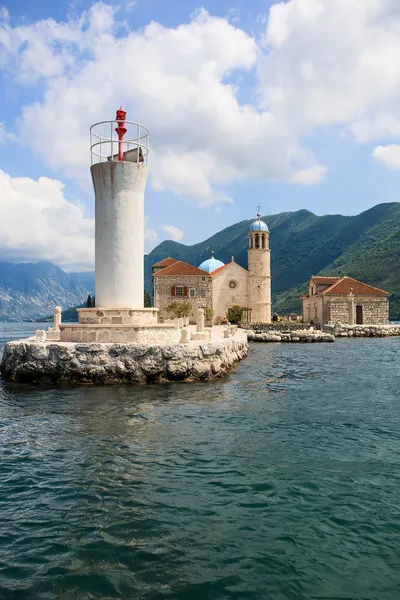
[90,108,149,308]
[58,108,170,340]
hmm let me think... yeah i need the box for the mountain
[0,262,92,321]
[144,203,400,319]
[69,271,95,292]
[2,202,399,321]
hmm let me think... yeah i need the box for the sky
[1,0,400,271]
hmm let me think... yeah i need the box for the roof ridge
[320,275,389,296]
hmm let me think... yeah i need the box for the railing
[90,120,150,165]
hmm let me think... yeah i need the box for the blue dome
[198,255,225,273]
[250,219,268,232]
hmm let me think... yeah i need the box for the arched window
[262,234,265,249]
[249,236,253,249]
[255,234,259,249]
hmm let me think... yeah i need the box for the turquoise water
[1,323,400,599]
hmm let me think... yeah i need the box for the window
[229,280,237,289]
[189,288,196,298]
[200,289,206,298]
[176,286,183,297]
[202,277,206,281]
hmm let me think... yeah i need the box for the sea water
[1,322,400,599]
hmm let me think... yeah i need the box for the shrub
[203,307,215,323]
[227,305,243,324]
[165,301,193,318]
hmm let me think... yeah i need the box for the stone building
[152,214,272,324]
[153,259,213,318]
[302,275,389,326]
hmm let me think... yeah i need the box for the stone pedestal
[77,307,158,326]
[59,307,173,344]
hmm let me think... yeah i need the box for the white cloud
[260,0,400,144]
[291,165,327,185]
[5,0,400,213]
[144,222,158,244]
[372,145,400,170]
[0,170,94,270]
[0,2,325,208]
[0,170,159,268]
[162,225,184,242]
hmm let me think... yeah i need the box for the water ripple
[1,324,400,598]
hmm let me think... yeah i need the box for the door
[356,305,363,325]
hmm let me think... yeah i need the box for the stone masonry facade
[154,275,213,322]
[326,296,389,325]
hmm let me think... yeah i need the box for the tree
[203,306,214,324]
[227,305,243,324]
[165,301,192,318]
[144,289,151,307]
[87,294,93,308]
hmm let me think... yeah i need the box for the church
[153,213,271,324]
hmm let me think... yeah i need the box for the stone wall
[77,308,158,325]
[302,295,324,324]
[244,323,312,332]
[356,298,389,325]
[326,295,389,325]
[303,295,389,326]
[0,338,249,384]
[154,275,213,322]
[60,324,177,344]
[212,262,248,323]
[328,299,351,324]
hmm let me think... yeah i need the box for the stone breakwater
[323,324,400,337]
[247,330,335,343]
[0,338,248,385]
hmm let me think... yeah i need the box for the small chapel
[153,213,272,324]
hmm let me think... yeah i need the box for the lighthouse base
[57,307,174,344]
[76,307,159,326]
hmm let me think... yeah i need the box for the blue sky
[1,0,400,271]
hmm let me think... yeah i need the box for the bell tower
[247,207,271,323]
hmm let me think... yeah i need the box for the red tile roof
[152,257,179,268]
[152,261,209,277]
[311,276,341,286]
[320,276,389,296]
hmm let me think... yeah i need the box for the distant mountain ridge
[144,202,400,319]
[0,262,94,321]
[1,202,399,321]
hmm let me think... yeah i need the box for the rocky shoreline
[324,324,400,337]
[247,329,335,343]
[0,337,248,384]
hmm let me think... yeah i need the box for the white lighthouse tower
[59,108,174,342]
[90,108,149,308]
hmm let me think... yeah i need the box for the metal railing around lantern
[90,113,150,166]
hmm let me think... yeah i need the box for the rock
[0,337,249,385]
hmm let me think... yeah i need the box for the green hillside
[145,202,400,319]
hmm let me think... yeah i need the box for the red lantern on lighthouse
[115,106,127,161]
